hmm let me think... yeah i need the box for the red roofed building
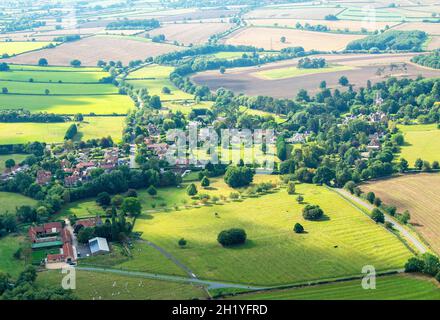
[36,170,52,185]
[44,222,62,234]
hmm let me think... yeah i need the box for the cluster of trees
[224,165,254,188]
[297,57,326,69]
[106,19,160,30]
[346,30,427,51]
[217,228,247,247]
[1,18,45,33]
[411,50,440,69]
[0,110,68,123]
[53,34,80,42]
[0,63,10,71]
[405,253,440,282]
[302,205,324,220]
[0,266,76,300]
[76,207,133,244]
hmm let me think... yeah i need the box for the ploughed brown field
[5,35,183,66]
[147,22,234,45]
[222,27,365,51]
[361,174,440,255]
[191,53,440,98]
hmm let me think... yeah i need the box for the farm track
[333,188,428,254]
[138,239,198,279]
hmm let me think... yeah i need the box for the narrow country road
[333,188,428,254]
[75,266,265,290]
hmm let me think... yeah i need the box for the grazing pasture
[398,124,440,166]
[126,64,193,101]
[0,153,27,172]
[79,242,187,277]
[223,27,365,51]
[231,275,440,300]
[0,192,37,214]
[134,184,412,286]
[362,173,440,255]
[0,117,125,145]
[0,41,55,56]
[148,22,234,45]
[192,53,440,98]
[0,236,27,277]
[5,35,183,66]
[37,270,208,300]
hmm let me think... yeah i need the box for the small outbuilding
[88,237,110,255]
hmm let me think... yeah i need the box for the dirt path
[138,239,198,279]
[333,188,428,254]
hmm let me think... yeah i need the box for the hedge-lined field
[0,191,37,214]
[398,124,440,166]
[0,41,56,56]
[232,275,440,300]
[134,184,413,286]
[37,270,208,300]
[0,116,125,144]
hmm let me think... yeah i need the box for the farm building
[89,237,110,255]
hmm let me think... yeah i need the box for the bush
[126,189,137,197]
[287,181,296,195]
[178,238,187,248]
[422,253,440,276]
[436,271,440,283]
[366,192,376,204]
[293,223,304,233]
[373,197,382,207]
[186,183,198,196]
[146,185,157,196]
[217,228,247,247]
[302,205,324,221]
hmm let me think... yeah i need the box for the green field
[0,81,118,94]
[0,41,56,56]
[0,153,28,172]
[134,183,413,286]
[0,94,132,114]
[79,242,187,277]
[231,275,440,300]
[0,117,125,145]
[398,124,440,166]
[36,270,208,300]
[0,69,108,83]
[0,191,37,214]
[126,64,193,101]
[254,64,356,80]
[0,236,27,277]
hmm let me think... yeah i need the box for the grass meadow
[0,191,37,214]
[232,275,440,300]
[37,270,208,300]
[126,64,193,101]
[134,183,413,286]
[0,94,132,115]
[0,235,27,277]
[398,124,440,166]
[0,117,125,144]
[0,41,56,56]
[0,153,28,171]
